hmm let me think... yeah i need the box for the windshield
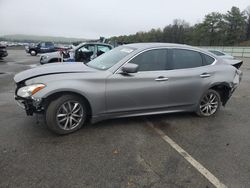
[87,46,135,70]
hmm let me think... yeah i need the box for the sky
[0,0,249,39]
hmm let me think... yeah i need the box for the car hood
[14,62,97,83]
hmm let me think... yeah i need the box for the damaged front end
[14,82,45,116]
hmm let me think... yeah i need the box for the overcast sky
[0,0,249,39]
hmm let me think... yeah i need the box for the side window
[40,43,46,48]
[129,49,168,71]
[75,45,95,62]
[202,54,215,65]
[97,45,111,56]
[78,46,90,52]
[85,45,95,52]
[171,49,203,69]
[45,42,53,47]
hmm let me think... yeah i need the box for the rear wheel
[46,95,87,134]
[30,50,37,56]
[196,89,221,117]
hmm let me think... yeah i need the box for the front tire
[196,89,221,117]
[46,95,87,134]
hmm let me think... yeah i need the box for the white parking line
[146,120,227,188]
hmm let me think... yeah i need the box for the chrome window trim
[114,47,217,74]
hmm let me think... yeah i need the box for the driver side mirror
[121,63,138,74]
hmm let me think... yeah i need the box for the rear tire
[30,50,37,56]
[196,89,221,117]
[46,94,87,135]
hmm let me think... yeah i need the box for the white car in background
[208,50,234,59]
[208,50,243,69]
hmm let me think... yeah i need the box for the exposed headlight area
[41,55,49,60]
[17,83,46,98]
[15,83,46,115]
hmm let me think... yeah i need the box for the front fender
[32,79,106,117]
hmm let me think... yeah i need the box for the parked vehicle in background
[0,44,8,58]
[14,43,243,134]
[25,42,68,56]
[208,50,234,59]
[40,42,113,65]
[207,50,243,69]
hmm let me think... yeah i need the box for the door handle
[155,76,168,81]
[200,73,211,78]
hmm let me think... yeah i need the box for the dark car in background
[40,42,113,64]
[25,42,68,56]
[0,44,8,59]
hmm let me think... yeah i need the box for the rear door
[106,48,171,114]
[165,48,215,108]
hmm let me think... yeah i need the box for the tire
[46,94,87,135]
[196,89,221,117]
[30,50,37,56]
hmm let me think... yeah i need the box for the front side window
[45,42,53,47]
[84,45,95,52]
[97,45,111,56]
[40,43,46,48]
[129,49,168,71]
[170,49,203,69]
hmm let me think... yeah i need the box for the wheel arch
[43,91,92,118]
[209,82,232,106]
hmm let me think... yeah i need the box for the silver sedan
[14,43,242,134]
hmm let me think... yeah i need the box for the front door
[106,48,171,114]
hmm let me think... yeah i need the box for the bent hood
[14,62,97,83]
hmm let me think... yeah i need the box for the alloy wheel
[56,101,84,131]
[199,92,219,116]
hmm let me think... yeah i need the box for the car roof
[123,43,204,51]
[79,42,113,47]
[123,43,216,57]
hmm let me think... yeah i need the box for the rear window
[202,54,215,65]
[170,49,203,69]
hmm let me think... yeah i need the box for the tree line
[110,6,250,46]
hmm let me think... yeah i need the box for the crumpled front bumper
[14,95,43,115]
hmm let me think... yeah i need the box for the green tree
[203,12,226,45]
[245,6,250,40]
[224,6,247,45]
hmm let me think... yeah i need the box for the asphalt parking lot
[0,48,250,188]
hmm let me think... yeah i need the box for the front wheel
[196,89,221,117]
[46,95,87,134]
